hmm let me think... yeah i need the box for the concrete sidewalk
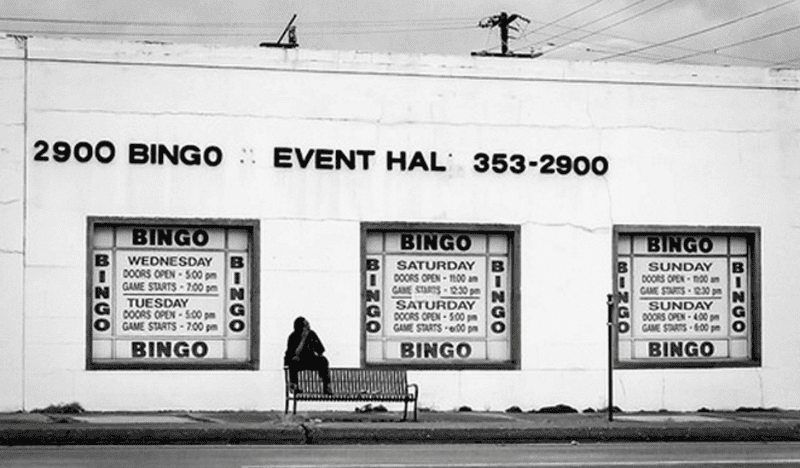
[2,409,800,445]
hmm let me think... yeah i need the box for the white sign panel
[365,230,513,366]
[616,232,753,366]
[89,221,255,368]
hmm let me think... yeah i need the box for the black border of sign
[611,225,761,369]
[85,216,261,371]
[360,222,521,370]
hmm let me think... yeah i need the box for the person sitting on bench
[284,316,332,394]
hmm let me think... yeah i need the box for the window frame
[85,216,260,371]
[612,224,761,369]
[361,222,521,370]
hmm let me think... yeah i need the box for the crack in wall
[525,221,610,234]
[27,108,790,133]
[603,177,614,227]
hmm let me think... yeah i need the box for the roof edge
[4,33,799,90]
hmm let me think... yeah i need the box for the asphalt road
[4,442,800,467]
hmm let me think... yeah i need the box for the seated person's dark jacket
[284,329,325,366]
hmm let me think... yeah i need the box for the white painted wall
[2,34,800,412]
[0,36,26,412]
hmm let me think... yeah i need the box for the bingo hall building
[1,34,798,413]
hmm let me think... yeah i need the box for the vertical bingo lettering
[228,254,248,334]
[93,251,113,335]
[617,258,631,335]
[489,258,508,337]
[729,259,748,336]
[365,256,382,334]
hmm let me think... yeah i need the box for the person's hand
[292,355,300,362]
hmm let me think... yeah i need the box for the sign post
[607,293,615,422]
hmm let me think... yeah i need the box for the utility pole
[471,11,541,58]
[259,14,299,49]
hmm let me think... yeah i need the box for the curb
[306,425,800,445]
[7,424,799,446]
[0,425,306,446]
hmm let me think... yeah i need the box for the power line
[509,16,777,65]
[1,29,262,37]
[0,15,476,40]
[515,33,674,63]
[503,22,677,62]
[658,23,800,64]
[0,16,277,27]
[302,25,474,36]
[523,0,649,48]
[522,0,605,38]
[294,17,475,27]
[0,15,475,28]
[1,25,473,38]
[596,0,797,61]
[298,22,474,33]
[536,0,675,56]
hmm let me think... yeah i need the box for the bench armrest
[407,383,418,400]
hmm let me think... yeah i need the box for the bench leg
[293,398,297,415]
[403,400,408,421]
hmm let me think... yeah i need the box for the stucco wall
[0,36,25,412]
[3,34,800,411]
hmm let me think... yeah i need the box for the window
[87,217,259,370]
[613,225,760,368]
[362,223,520,369]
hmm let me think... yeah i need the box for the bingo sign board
[614,228,759,368]
[364,228,516,368]
[88,219,258,369]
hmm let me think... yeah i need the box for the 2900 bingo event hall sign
[363,226,517,368]
[88,219,258,369]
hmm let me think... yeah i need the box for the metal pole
[276,14,298,45]
[607,293,615,422]
[499,12,509,55]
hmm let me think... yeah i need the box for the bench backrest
[292,368,408,395]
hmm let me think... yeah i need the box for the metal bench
[284,367,419,421]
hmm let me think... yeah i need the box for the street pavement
[7,443,800,467]
[2,408,800,445]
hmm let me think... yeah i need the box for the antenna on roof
[260,14,299,49]
[471,11,541,59]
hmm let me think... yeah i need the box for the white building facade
[1,34,798,412]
